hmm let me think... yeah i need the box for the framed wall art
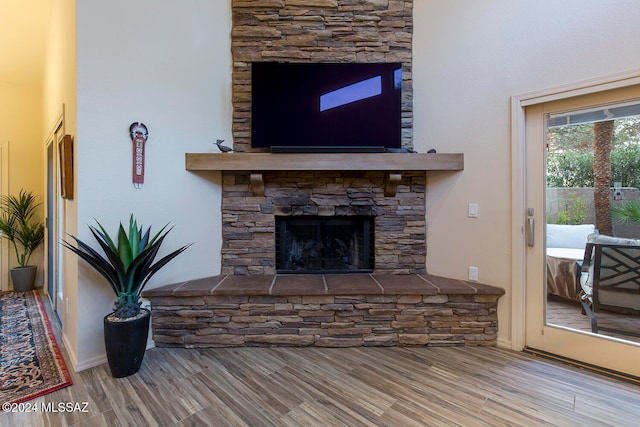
[59,134,73,199]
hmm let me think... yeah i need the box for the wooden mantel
[185,152,464,196]
[186,152,463,171]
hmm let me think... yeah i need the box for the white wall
[414,0,640,345]
[74,1,231,368]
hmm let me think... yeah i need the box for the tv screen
[251,62,402,151]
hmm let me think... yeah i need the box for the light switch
[469,266,479,281]
[468,203,479,218]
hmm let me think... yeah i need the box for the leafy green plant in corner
[611,200,640,224]
[63,215,191,319]
[0,189,45,268]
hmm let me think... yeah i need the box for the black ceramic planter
[103,308,151,378]
[10,266,37,292]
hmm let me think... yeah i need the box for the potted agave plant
[63,215,190,378]
[0,189,46,292]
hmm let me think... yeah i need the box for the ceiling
[0,0,52,86]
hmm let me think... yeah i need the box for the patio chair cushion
[585,233,640,247]
[547,224,596,249]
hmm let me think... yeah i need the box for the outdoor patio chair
[578,233,640,335]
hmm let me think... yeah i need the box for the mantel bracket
[384,173,402,197]
[250,173,265,196]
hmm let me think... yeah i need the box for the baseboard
[70,334,155,372]
[61,332,78,371]
[496,337,513,350]
[70,341,156,372]
[74,353,108,372]
[62,331,105,374]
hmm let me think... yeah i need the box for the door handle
[527,208,535,247]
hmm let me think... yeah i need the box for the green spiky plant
[63,215,191,319]
[611,201,640,224]
[0,189,45,268]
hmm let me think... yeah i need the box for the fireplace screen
[275,216,374,273]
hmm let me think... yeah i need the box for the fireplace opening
[275,216,374,274]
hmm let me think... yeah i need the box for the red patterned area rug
[0,290,72,404]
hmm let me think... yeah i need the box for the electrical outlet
[468,203,478,218]
[468,266,479,281]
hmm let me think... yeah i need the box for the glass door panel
[525,85,640,377]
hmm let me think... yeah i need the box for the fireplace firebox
[275,216,374,274]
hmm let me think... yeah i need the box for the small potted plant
[63,214,191,378]
[0,189,45,292]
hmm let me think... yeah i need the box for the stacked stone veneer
[222,171,426,275]
[232,0,414,153]
[145,275,504,348]
[152,294,500,348]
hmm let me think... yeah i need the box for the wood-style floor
[4,346,640,427]
[4,297,640,426]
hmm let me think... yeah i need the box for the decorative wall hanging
[59,134,74,199]
[129,122,148,189]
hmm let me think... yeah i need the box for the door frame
[510,68,640,351]
[44,106,65,322]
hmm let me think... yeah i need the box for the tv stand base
[270,145,385,153]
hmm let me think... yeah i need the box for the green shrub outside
[553,193,587,225]
[547,146,640,188]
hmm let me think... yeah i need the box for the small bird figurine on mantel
[214,139,233,153]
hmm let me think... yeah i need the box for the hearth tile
[272,275,326,295]
[142,276,225,297]
[142,283,184,297]
[467,281,506,295]
[172,276,228,296]
[373,275,439,294]
[325,274,382,295]
[214,275,274,296]
[419,275,477,294]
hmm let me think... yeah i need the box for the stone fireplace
[221,170,426,276]
[141,0,505,349]
[219,0,424,275]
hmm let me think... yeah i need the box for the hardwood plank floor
[4,294,640,426]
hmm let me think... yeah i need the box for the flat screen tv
[251,62,402,152]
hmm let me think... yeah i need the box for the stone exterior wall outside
[232,0,414,153]
[222,171,426,275]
